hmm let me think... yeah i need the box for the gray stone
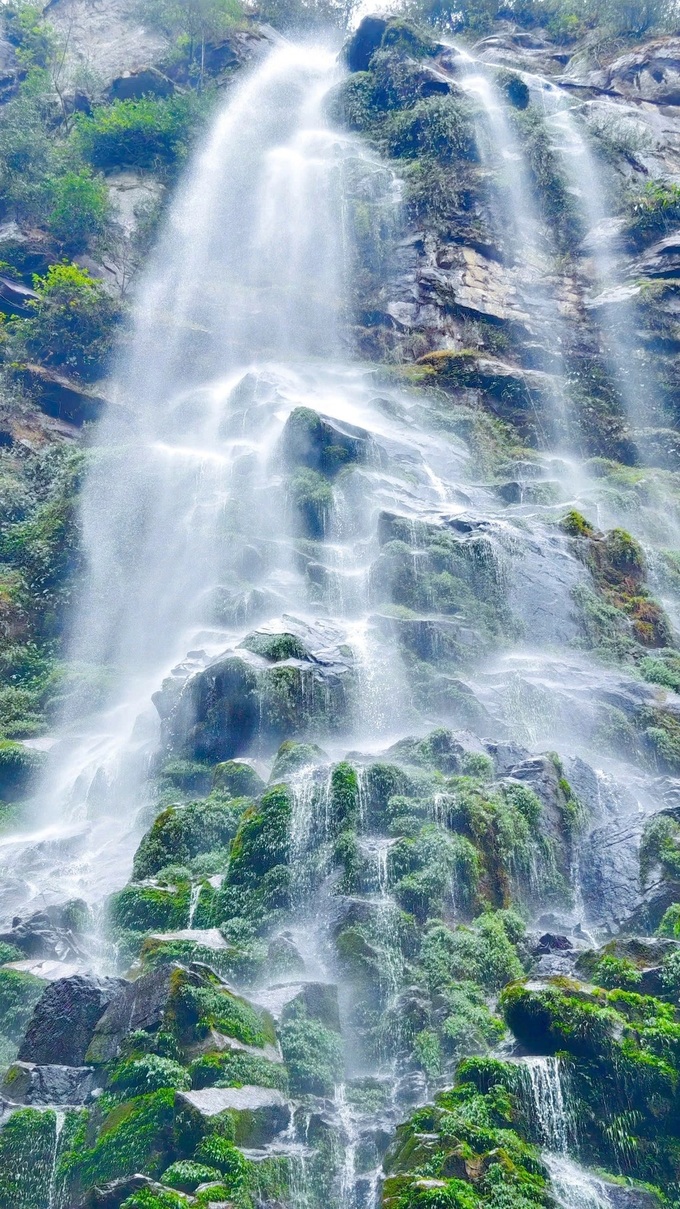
[16,364,112,427]
[1,1061,95,1106]
[177,1085,290,1145]
[19,974,125,1066]
[85,964,177,1065]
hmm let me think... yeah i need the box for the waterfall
[459,70,571,447]
[544,1154,612,1209]
[2,45,406,919]
[523,1056,573,1152]
[540,86,651,440]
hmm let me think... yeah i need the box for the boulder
[85,964,177,1064]
[177,1085,290,1145]
[0,902,90,961]
[586,37,680,105]
[156,620,354,761]
[17,364,111,427]
[18,974,125,1066]
[108,66,174,100]
[1,1060,95,1105]
[534,934,573,954]
[212,759,266,797]
[345,16,388,72]
[279,407,380,476]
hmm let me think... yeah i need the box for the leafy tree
[136,0,243,82]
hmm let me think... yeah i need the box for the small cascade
[187,882,201,928]
[288,766,333,902]
[522,1056,572,1152]
[335,1084,359,1208]
[48,1109,66,1209]
[544,1154,612,1209]
[540,86,653,438]
[459,69,570,446]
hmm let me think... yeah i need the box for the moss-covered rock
[133,796,247,880]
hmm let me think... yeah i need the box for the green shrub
[13,263,123,381]
[76,95,207,172]
[133,795,245,879]
[626,181,680,249]
[421,912,524,993]
[57,1090,176,1194]
[161,1159,221,1191]
[189,1051,288,1092]
[279,1010,343,1096]
[108,883,190,934]
[46,170,109,252]
[109,1056,191,1095]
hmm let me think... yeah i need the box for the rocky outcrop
[18,974,125,1065]
[177,1085,290,1144]
[1,1060,95,1105]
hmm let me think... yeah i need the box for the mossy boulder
[133,797,246,880]
[269,740,328,781]
[279,406,375,477]
[211,761,265,798]
[177,1086,289,1147]
[108,884,191,935]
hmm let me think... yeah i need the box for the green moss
[289,468,333,538]
[279,1006,343,1096]
[226,785,291,891]
[165,967,275,1048]
[212,761,265,798]
[382,1075,548,1209]
[133,795,246,879]
[57,1090,177,1199]
[108,883,191,933]
[189,1051,288,1092]
[560,510,595,537]
[269,740,327,781]
[625,180,680,250]
[76,94,210,173]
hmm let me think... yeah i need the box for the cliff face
[2,5,680,1209]
[335,17,680,465]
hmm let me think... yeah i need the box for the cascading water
[0,45,410,919]
[3,24,680,1209]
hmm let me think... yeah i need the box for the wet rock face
[18,974,125,1066]
[587,38,680,104]
[0,1060,95,1105]
[178,1085,290,1144]
[155,620,355,760]
[85,964,176,1064]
